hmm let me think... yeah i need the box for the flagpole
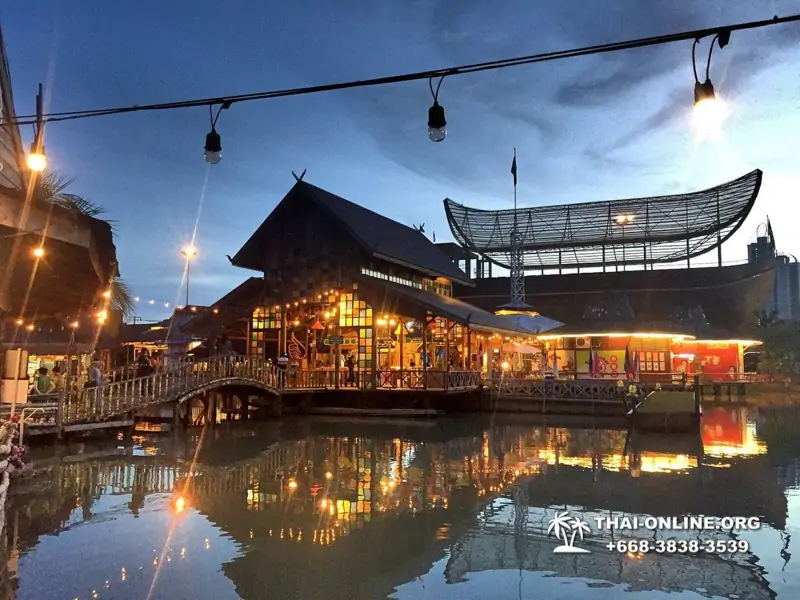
[508,148,525,308]
[513,148,517,214]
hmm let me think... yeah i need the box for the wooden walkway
[2,356,482,437]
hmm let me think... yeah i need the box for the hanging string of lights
[133,296,175,309]
[10,13,800,167]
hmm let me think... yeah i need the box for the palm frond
[33,172,74,202]
[110,278,136,319]
[52,193,107,218]
[33,171,115,230]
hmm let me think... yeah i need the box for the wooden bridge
[13,440,305,504]
[2,356,483,437]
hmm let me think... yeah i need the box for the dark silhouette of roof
[232,181,472,285]
[181,277,264,334]
[444,170,762,270]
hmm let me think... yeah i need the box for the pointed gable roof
[232,180,473,285]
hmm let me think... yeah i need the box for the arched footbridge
[9,356,293,429]
[63,356,290,425]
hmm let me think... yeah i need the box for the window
[360,268,423,290]
[423,279,452,297]
[338,294,373,328]
[251,306,282,355]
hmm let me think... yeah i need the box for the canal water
[2,405,799,600]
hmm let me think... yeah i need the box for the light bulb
[428,126,446,143]
[692,78,729,135]
[693,98,729,135]
[27,151,47,172]
[427,101,447,143]
[204,130,222,165]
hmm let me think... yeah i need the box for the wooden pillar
[399,323,405,385]
[444,320,450,368]
[422,316,429,389]
[370,321,378,389]
[172,402,182,432]
[334,313,341,390]
[466,329,472,369]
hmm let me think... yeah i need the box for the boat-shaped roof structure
[444,170,762,270]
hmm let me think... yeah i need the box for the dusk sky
[3,0,800,321]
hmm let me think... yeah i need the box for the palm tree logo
[546,511,592,554]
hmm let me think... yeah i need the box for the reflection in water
[0,405,798,599]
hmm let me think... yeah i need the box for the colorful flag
[511,150,517,187]
[624,346,633,376]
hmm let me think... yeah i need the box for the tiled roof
[232,181,472,285]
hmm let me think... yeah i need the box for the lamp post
[181,246,197,306]
[614,214,634,272]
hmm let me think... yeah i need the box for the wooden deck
[2,357,483,439]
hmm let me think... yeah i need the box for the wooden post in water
[172,402,181,433]
[56,387,65,441]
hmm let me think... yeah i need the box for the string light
[133,297,173,309]
[427,76,447,142]
[32,247,45,258]
[691,29,731,134]
[9,15,799,152]
[204,102,230,164]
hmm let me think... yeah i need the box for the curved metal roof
[444,170,762,270]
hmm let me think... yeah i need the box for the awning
[356,276,531,337]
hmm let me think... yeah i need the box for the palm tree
[569,517,591,547]
[547,510,572,545]
[34,172,134,318]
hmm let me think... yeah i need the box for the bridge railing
[487,377,620,400]
[58,355,285,424]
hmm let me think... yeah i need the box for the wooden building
[0,24,119,321]
[185,180,534,386]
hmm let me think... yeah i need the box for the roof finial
[292,169,307,182]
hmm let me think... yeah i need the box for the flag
[624,346,633,376]
[511,150,517,187]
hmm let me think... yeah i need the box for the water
[3,405,799,600]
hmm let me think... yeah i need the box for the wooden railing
[6,359,485,427]
[487,377,621,400]
[57,355,284,424]
[282,368,482,391]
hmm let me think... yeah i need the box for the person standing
[345,353,356,387]
[33,367,53,395]
[88,359,109,414]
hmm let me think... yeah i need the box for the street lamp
[181,246,197,306]
[614,214,634,271]
[26,83,47,173]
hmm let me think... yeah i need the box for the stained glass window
[251,306,282,355]
[338,294,373,328]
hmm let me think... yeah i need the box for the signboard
[324,336,357,346]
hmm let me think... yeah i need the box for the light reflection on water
[1,405,798,600]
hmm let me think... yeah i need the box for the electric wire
[8,13,800,127]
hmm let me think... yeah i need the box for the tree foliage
[756,310,800,376]
[34,173,134,318]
